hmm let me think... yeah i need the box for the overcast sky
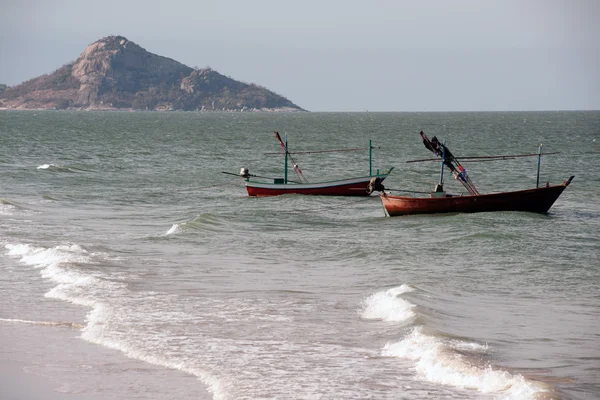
[1,0,598,111]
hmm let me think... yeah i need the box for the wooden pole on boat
[439,139,446,188]
[406,152,560,163]
[536,144,542,188]
[369,140,372,176]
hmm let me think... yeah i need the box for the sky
[1,0,599,111]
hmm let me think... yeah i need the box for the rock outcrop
[0,36,304,111]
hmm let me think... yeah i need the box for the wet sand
[0,321,213,400]
[0,358,103,400]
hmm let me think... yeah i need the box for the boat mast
[284,133,289,184]
[369,140,372,176]
[536,144,542,188]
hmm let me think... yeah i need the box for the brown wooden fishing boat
[379,131,574,216]
[380,176,574,216]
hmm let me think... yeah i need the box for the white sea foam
[0,203,16,215]
[4,242,111,308]
[165,223,183,235]
[0,198,28,215]
[4,241,226,399]
[448,339,489,352]
[382,327,548,399]
[36,163,78,172]
[360,285,415,322]
[11,243,89,268]
[81,303,228,399]
[5,243,40,256]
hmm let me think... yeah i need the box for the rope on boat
[263,147,375,155]
[384,188,432,195]
[222,170,303,184]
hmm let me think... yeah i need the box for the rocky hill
[0,36,304,112]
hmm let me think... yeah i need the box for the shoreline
[0,106,305,112]
[0,320,214,400]
[0,358,102,400]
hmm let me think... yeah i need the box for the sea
[1,110,599,400]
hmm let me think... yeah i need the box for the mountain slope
[0,36,304,111]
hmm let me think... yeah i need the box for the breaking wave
[359,284,552,399]
[1,198,20,215]
[37,163,88,173]
[360,284,416,323]
[4,242,120,308]
[382,326,550,399]
[165,213,229,236]
[363,282,553,399]
[3,241,225,398]
[165,223,183,235]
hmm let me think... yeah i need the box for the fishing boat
[234,132,393,197]
[379,131,574,216]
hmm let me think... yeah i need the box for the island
[0,36,305,112]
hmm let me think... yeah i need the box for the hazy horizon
[2,0,599,112]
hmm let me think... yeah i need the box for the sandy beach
[0,358,103,400]
[0,320,212,400]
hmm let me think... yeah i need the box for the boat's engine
[240,168,249,178]
[367,177,385,194]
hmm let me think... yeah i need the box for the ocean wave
[382,326,550,399]
[80,302,227,398]
[2,242,227,395]
[165,223,183,235]
[0,198,30,215]
[360,285,416,323]
[6,242,90,269]
[36,163,89,173]
[4,242,122,308]
[164,213,229,236]
[0,199,18,215]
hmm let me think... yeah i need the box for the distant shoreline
[2,107,598,113]
[0,106,306,112]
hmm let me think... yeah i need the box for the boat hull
[380,176,574,216]
[246,175,388,197]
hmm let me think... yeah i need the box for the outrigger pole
[407,151,560,163]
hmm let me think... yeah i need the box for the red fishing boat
[380,178,574,216]
[235,132,393,197]
[379,132,574,216]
